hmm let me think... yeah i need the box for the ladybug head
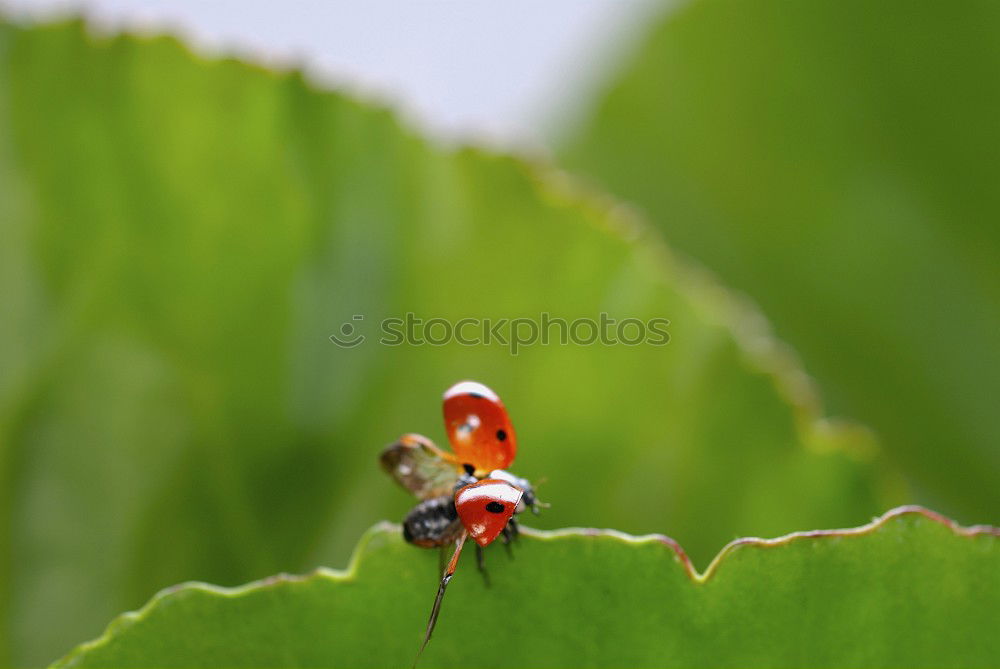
[454,479,523,547]
[486,468,545,515]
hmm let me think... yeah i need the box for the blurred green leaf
[0,19,897,666]
[55,508,999,668]
[559,0,1000,521]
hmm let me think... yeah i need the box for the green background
[0,1,997,665]
[560,0,1000,523]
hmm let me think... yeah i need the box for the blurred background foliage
[0,1,995,665]
[558,0,1000,522]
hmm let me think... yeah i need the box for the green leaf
[55,508,999,668]
[0,18,900,666]
[558,0,1000,521]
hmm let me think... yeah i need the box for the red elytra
[442,380,517,473]
[455,479,523,547]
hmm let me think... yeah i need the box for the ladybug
[379,381,545,661]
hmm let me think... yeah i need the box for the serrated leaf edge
[52,507,998,667]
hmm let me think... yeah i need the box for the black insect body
[402,496,462,548]
[401,470,528,550]
[402,493,523,550]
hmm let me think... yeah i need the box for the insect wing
[442,381,517,473]
[379,433,461,500]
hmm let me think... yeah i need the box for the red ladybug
[379,381,545,662]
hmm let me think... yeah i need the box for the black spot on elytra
[485,501,505,514]
[463,463,475,476]
[496,429,507,442]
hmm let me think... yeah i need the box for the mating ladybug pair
[379,381,544,661]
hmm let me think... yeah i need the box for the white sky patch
[1,0,666,151]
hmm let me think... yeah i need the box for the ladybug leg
[508,516,520,542]
[475,544,491,587]
[500,524,514,558]
[415,532,468,666]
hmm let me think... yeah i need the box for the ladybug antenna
[530,498,552,515]
[524,476,550,515]
[414,532,468,667]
